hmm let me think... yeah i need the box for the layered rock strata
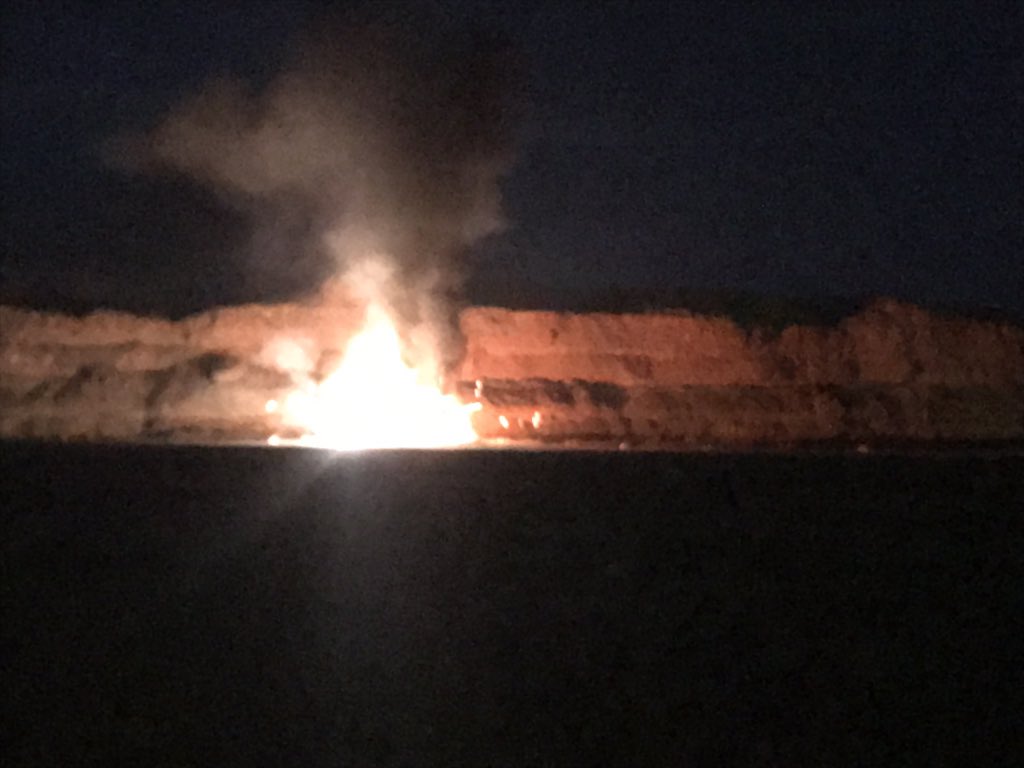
[2,298,1021,447]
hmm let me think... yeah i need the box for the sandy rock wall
[458,300,1024,446]
[1,298,1022,446]
[0,301,360,441]
[458,299,1024,388]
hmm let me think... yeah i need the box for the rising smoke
[107,10,519,368]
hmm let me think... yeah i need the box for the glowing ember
[271,303,480,450]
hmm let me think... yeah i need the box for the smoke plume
[107,12,518,368]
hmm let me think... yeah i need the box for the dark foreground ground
[3,442,1022,766]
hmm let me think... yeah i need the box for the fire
[270,303,480,450]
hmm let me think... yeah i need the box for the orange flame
[270,303,479,450]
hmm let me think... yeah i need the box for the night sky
[2,1,1021,317]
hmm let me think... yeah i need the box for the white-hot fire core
[269,303,480,450]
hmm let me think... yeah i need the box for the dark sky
[2,1,1021,316]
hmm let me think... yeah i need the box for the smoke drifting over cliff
[107,13,518,361]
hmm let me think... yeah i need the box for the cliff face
[2,298,1022,446]
[459,300,1024,444]
[459,301,1024,388]
[0,300,361,441]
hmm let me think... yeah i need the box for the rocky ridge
[2,297,1021,447]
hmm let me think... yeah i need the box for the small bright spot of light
[532,411,542,429]
[265,399,279,414]
[498,414,509,429]
[267,434,282,446]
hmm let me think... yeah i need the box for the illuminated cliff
[2,298,1021,447]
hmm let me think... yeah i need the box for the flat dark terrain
[3,442,1022,765]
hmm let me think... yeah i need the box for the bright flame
[272,303,480,450]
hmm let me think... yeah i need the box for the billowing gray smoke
[108,14,518,369]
